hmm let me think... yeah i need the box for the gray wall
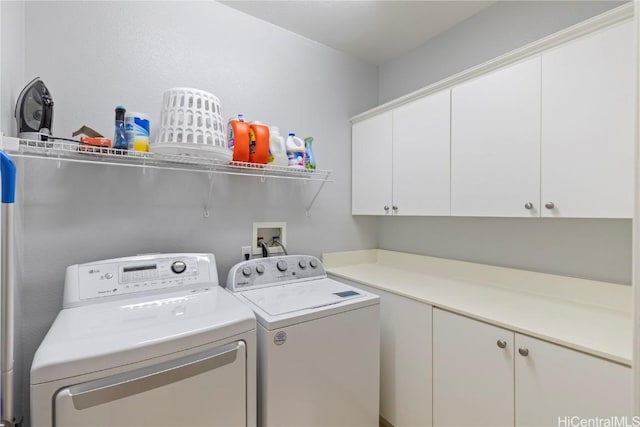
[1,0,25,136]
[378,217,631,284]
[375,0,632,285]
[0,0,633,422]
[0,1,26,423]
[14,1,378,422]
[379,1,626,103]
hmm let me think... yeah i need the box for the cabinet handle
[392,206,398,211]
[384,206,390,212]
[496,340,507,349]
[518,347,529,357]
[544,202,555,210]
[524,202,533,210]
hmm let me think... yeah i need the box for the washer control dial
[171,261,187,274]
[309,259,319,268]
[298,259,307,269]
[276,260,288,272]
[256,264,265,274]
[242,266,253,277]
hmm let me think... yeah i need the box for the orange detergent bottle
[227,114,250,162]
[249,122,271,164]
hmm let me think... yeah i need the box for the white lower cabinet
[433,308,514,427]
[515,334,632,427]
[352,283,432,427]
[433,308,632,427]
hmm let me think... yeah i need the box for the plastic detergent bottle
[124,112,150,152]
[268,126,288,167]
[304,136,316,170]
[112,105,128,151]
[249,121,270,164]
[286,133,305,168]
[227,114,250,162]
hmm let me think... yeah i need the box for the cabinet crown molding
[351,2,633,124]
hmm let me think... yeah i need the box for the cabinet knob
[496,339,507,349]
[524,202,533,210]
[392,206,398,211]
[545,202,555,210]
[384,205,390,212]
[518,347,529,357]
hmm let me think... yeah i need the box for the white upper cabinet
[540,21,634,218]
[352,17,634,219]
[352,112,393,215]
[352,91,450,216]
[392,91,451,216]
[451,57,542,217]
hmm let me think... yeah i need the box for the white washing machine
[226,255,380,427]
[31,253,257,427]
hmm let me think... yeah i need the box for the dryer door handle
[67,341,244,410]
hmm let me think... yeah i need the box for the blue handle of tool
[0,152,16,204]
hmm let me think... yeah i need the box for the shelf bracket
[203,167,217,218]
[304,174,329,217]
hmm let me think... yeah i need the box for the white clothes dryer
[31,253,256,427]
[226,255,380,427]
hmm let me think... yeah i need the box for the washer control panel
[226,255,326,291]
[65,254,215,305]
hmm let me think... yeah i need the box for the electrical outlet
[241,246,252,260]
[252,222,287,255]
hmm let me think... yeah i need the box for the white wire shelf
[0,136,333,182]
[0,135,333,216]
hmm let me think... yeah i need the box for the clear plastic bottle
[304,136,316,170]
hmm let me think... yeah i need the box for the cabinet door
[451,57,541,217]
[354,283,432,427]
[515,334,632,426]
[352,112,393,215]
[433,308,514,427]
[392,90,451,216]
[541,21,634,218]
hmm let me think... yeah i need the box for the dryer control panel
[63,253,217,307]
[226,255,326,292]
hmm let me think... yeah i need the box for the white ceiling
[221,1,495,65]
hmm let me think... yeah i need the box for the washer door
[54,341,246,426]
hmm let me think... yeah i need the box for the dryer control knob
[276,260,288,272]
[171,261,187,274]
[309,259,319,268]
[256,264,265,274]
[298,259,307,269]
[242,266,253,277]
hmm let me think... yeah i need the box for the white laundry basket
[152,87,231,161]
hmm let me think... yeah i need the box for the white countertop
[323,250,632,366]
